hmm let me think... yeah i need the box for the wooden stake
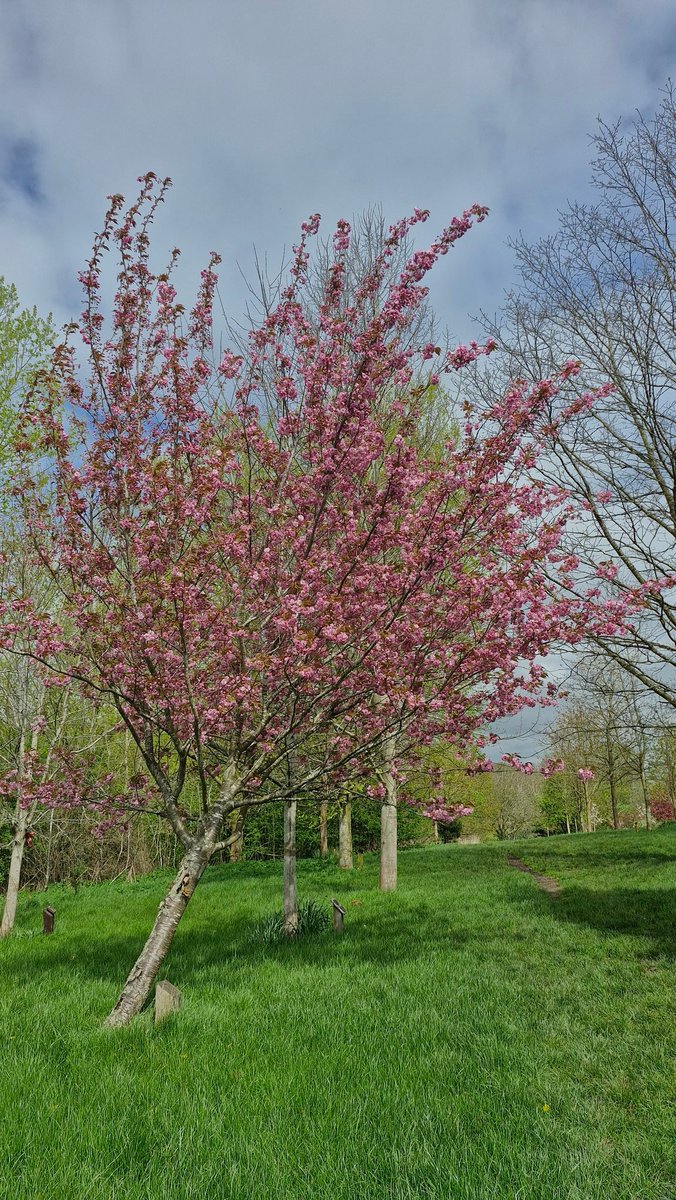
[155,979,182,1023]
[332,899,346,934]
[42,906,55,935]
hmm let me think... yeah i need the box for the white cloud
[1,0,672,332]
[1,0,673,755]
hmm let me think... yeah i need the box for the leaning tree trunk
[338,800,353,870]
[319,800,329,857]
[104,845,208,1028]
[283,800,298,935]
[0,807,28,938]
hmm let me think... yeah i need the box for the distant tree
[0,277,53,487]
[475,86,676,706]
[651,720,676,816]
[0,281,54,934]
[492,766,542,841]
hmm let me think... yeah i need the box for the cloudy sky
[2,0,674,337]
[1,0,674,756]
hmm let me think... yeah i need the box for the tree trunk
[608,769,619,830]
[380,801,397,891]
[319,800,329,857]
[338,800,353,870]
[0,807,28,938]
[380,733,398,892]
[104,845,208,1028]
[583,784,591,834]
[44,810,55,889]
[283,800,298,935]
[229,809,245,862]
[640,774,650,831]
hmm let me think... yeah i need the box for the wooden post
[155,979,182,1023]
[42,906,55,935]
[332,899,346,934]
[356,852,364,869]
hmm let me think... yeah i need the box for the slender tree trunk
[338,800,353,870]
[608,769,619,830]
[319,800,329,857]
[379,735,398,891]
[380,801,397,891]
[104,845,208,1028]
[0,724,35,938]
[0,807,28,938]
[565,813,571,835]
[640,773,650,831]
[583,783,591,834]
[44,809,55,889]
[283,800,298,934]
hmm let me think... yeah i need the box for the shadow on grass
[515,827,676,875]
[0,891,480,1004]
[551,885,676,959]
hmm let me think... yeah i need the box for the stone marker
[43,907,55,935]
[332,899,346,934]
[356,852,364,869]
[155,979,182,1023]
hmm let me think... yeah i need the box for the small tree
[0,280,54,933]
[6,177,640,1025]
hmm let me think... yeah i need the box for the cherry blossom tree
[4,175,643,1026]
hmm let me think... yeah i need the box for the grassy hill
[1,828,675,1199]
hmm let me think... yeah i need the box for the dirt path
[507,855,561,896]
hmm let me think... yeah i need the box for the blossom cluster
[3,175,648,827]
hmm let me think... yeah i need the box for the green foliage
[0,277,53,491]
[252,897,331,943]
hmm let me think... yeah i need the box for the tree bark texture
[283,800,298,935]
[229,809,245,862]
[338,800,353,870]
[104,846,208,1027]
[319,800,329,857]
[0,808,28,938]
[380,732,398,891]
[607,738,619,829]
[380,801,397,892]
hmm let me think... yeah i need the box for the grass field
[1,827,675,1200]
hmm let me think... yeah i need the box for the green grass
[1,828,675,1199]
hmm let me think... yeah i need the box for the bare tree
[493,766,543,841]
[475,86,676,706]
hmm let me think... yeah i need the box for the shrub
[252,898,331,944]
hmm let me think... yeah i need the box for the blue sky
[1,0,674,756]
[2,0,674,339]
